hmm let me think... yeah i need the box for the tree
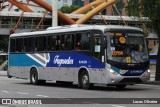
[127,0,160,81]
[59,5,80,13]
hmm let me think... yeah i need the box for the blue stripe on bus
[9,52,105,68]
[9,54,42,67]
[47,52,105,68]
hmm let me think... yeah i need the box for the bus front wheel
[30,68,46,85]
[79,70,93,90]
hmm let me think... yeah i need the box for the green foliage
[59,5,80,13]
[127,0,160,32]
[127,0,139,16]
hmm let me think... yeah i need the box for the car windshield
[107,32,149,64]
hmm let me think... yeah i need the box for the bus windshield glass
[107,32,149,64]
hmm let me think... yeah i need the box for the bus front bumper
[107,71,150,85]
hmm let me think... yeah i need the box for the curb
[145,81,160,85]
[0,71,7,77]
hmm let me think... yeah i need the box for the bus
[8,24,150,89]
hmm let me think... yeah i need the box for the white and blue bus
[8,24,150,89]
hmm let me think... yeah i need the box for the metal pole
[52,0,58,27]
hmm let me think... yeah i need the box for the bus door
[92,33,106,83]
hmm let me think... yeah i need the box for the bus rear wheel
[79,70,93,90]
[30,68,46,85]
[7,71,12,78]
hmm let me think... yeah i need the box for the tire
[30,68,46,85]
[116,85,127,89]
[7,71,12,78]
[79,70,93,90]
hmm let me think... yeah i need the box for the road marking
[16,92,29,95]
[36,95,49,98]
[112,105,126,107]
[2,91,10,94]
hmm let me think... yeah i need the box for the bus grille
[119,78,142,83]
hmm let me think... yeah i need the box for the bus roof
[10,24,142,38]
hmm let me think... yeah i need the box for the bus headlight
[142,69,150,80]
[143,69,150,76]
[109,69,119,76]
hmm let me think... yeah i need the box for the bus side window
[15,38,23,53]
[35,36,46,52]
[75,32,90,51]
[94,38,101,52]
[60,35,65,50]
[81,32,90,50]
[47,35,56,51]
[93,38,102,60]
[75,33,81,51]
[24,37,34,52]
[56,35,60,51]
[63,34,73,51]
[10,39,16,53]
[75,41,81,50]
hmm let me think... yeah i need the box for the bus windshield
[107,32,149,64]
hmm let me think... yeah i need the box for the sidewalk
[147,75,160,85]
[1,70,160,85]
[0,70,7,77]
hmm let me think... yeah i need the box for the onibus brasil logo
[53,55,74,66]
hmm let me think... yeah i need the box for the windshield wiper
[132,51,143,63]
[125,46,138,63]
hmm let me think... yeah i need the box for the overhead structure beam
[72,0,106,14]
[34,10,48,31]
[30,0,76,24]
[8,0,120,25]
[76,0,119,24]
[113,4,127,26]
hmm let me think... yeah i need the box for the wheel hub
[32,73,36,83]
[82,75,88,85]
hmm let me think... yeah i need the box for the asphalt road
[0,71,160,107]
